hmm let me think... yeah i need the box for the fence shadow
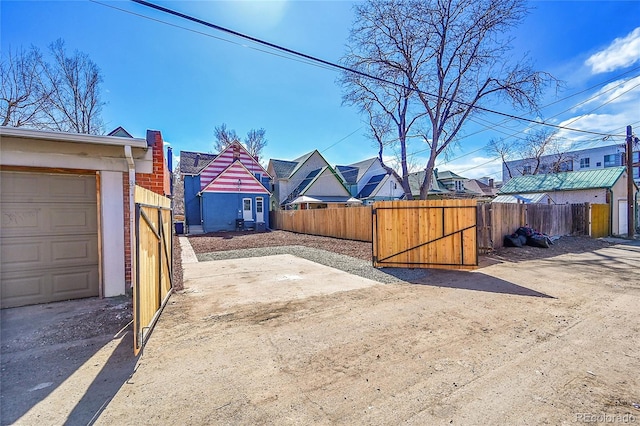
[379,268,555,298]
[0,297,138,425]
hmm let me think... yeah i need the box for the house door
[256,197,264,223]
[618,200,628,235]
[243,198,253,221]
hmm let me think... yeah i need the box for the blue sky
[2,1,639,181]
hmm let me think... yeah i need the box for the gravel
[197,245,430,284]
[189,230,621,285]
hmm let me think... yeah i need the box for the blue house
[180,142,271,233]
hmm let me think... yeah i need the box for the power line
[320,127,364,153]
[127,0,622,138]
[93,0,635,181]
[89,0,337,73]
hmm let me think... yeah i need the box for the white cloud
[585,27,640,74]
[555,74,640,145]
[578,75,640,110]
[555,113,630,145]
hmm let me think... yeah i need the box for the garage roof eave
[0,127,148,149]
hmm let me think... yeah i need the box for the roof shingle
[179,151,217,175]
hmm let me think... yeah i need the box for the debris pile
[504,226,553,249]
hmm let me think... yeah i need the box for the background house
[335,157,404,204]
[0,126,169,308]
[180,142,271,233]
[407,169,485,199]
[268,150,358,209]
[492,193,553,204]
[465,178,499,199]
[498,167,638,235]
[503,143,640,186]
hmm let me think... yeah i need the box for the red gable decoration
[201,161,269,194]
[200,141,269,190]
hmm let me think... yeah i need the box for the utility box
[256,222,266,232]
[235,218,244,231]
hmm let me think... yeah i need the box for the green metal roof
[499,167,625,194]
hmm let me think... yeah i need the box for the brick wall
[123,130,170,289]
[136,130,170,196]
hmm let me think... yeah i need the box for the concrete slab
[178,236,198,264]
[182,254,380,308]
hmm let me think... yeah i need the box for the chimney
[489,178,494,188]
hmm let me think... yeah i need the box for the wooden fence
[133,185,172,355]
[271,202,609,253]
[590,204,610,238]
[270,206,373,242]
[477,202,591,250]
[372,200,477,270]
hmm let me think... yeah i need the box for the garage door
[1,171,99,308]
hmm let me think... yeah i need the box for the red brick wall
[136,130,170,196]
[123,130,170,289]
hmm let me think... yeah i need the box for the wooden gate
[590,203,610,238]
[134,186,172,355]
[372,200,477,270]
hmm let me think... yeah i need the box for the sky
[2,0,639,182]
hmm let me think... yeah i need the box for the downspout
[124,146,136,294]
[609,188,614,236]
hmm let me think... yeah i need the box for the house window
[604,154,618,167]
[634,166,639,180]
[559,160,573,172]
[580,158,590,169]
[523,165,532,175]
[455,180,464,191]
[596,162,601,167]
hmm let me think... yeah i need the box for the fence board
[482,202,592,249]
[133,185,172,355]
[271,201,606,252]
[372,200,477,270]
[270,206,372,242]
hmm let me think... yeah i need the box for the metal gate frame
[134,201,173,355]
[372,201,478,270]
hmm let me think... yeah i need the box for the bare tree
[213,123,241,152]
[0,46,50,128]
[42,40,105,134]
[487,137,517,179]
[488,129,574,178]
[1,40,105,134]
[214,123,268,160]
[245,128,268,159]
[342,0,555,199]
[340,2,428,198]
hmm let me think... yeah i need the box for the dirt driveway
[95,239,640,425]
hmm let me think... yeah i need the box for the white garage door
[1,171,99,308]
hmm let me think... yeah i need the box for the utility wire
[320,127,364,153]
[89,0,337,72]
[128,0,621,138]
[93,0,636,181]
